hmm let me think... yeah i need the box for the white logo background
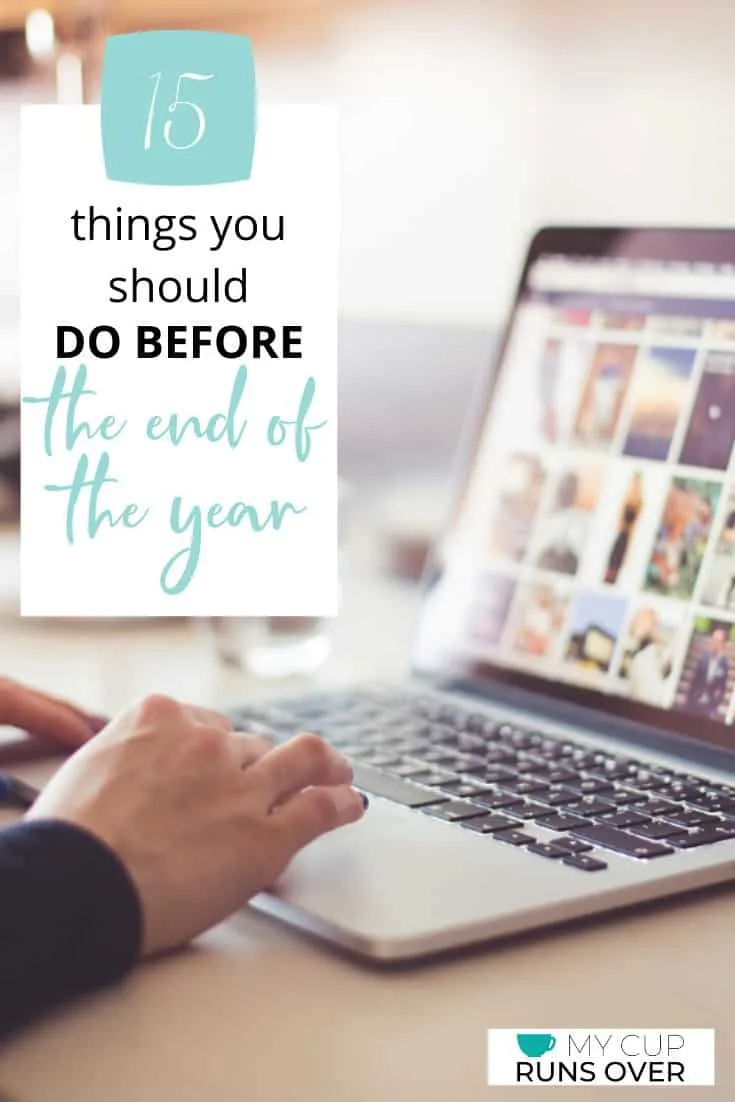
[20,105,338,618]
[487,1029,715,1087]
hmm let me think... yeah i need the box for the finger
[41,696,108,735]
[38,691,108,733]
[185,706,233,732]
[273,784,366,854]
[15,683,108,736]
[228,729,273,769]
[0,679,99,749]
[185,708,271,767]
[248,733,352,808]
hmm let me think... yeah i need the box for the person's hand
[0,677,107,749]
[27,694,365,956]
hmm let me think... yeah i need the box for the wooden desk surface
[0,566,732,1100]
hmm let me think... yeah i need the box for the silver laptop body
[248,228,735,960]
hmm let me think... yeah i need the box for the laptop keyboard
[229,686,735,873]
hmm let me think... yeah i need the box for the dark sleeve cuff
[0,819,142,1038]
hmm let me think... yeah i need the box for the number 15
[145,71,214,152]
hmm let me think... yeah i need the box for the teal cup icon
[517,1033,556,1058]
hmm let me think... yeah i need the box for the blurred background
[1,0,735,601]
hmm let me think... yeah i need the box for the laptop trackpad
[252,800,602,956]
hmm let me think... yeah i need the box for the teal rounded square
[101,31,257,186]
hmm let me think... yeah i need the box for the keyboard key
[504,800,556,821]
[482,719,504,739]
[422,801,488,822]
[420,769,462,786]
[494,829,536,846]
[388,738,427,756]
[486,747,518,765]
[388,760,434,779]
[562,796,617,817]
[508,732,535,751]
[712,785,735,799]
[460,813,518,833]
[360,753,402,769]
[562,854,608,872]
[638,798,681,817]
[514,759,544,774]
[351,764,448,808]
[428,728,459,749]
[570,750,600,769]
[545,768,579,784]
[662,782,702,801]
[669,824,735,849]
[570,823,673,859]
[535,812,592,832]
[342,744,382,760]
[629,820,687,841]
[465,765,516,784]
[420,748,462,766]
[473,789,525,811]
[437,704,464,725]
[688,794,735,814]
[453,753,486,772]
[526,842,567,859]
[537,740,571,759]
[436,780,491,799]
[499,778,550,796]
[604,788,646,807]
[395,722,433,741]
[361,727,397,743]
[630,771,670,791]
[661,809,719,828]
[600,810,650,829]
[357,730,400,746]
[568,777,615,795]
[543,786,580,806]
[588,762,637,782]
[464,713,490,734]
[544,836,594,856]
[456,732,487,753]
[393,769,443,786]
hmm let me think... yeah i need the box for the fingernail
[358,790,369,811]
[88,716,108,735]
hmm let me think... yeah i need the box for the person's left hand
[0,677,107,750]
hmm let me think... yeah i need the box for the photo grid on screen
[443,258,735,735]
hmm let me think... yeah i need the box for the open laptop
[232,227,735,961]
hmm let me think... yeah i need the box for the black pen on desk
[0,774,38,810]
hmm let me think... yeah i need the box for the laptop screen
[414,228,735,753]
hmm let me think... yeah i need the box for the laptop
[232,227,735,961]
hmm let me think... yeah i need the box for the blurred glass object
[25,9,55,61]
[210,481,353,680]
[53,1,105,103]
[0,4,103,99]
[215,615,333,680]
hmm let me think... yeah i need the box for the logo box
[487,1029,716,1087]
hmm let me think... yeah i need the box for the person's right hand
[26,694,365,956]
